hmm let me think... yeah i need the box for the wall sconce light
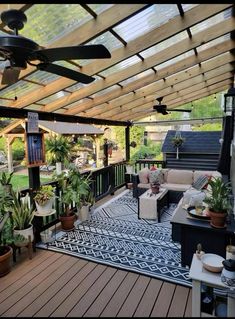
[224,87,235,113]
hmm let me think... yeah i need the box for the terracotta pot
[151,183,160,194]
[59,214,76,231]
[209,210,227,228]
[0,246,12,277]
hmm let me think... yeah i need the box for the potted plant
[34,185,55,214]
[11,191,35,243]
[0,184,14,277]
[45,134,74,174]
[125,160,136,174]
[204,177,232,228]
[171,132,185,160]
[0,171,14,192]
[78,174,93,222]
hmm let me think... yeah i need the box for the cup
[195,202,203,215]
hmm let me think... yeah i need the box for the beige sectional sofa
[132,167,222,202]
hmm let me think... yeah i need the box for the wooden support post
[6,136,14,173]
[94,136,100,168]
[125,126,130,161]
[103,138,108,167]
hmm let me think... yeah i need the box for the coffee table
[138,188,169,222]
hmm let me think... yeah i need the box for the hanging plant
[171,132,185,159]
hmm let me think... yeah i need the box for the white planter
[56,162,62,174]
[79,205,90,221]
[14,224,34,243]
[126,165,134,174]
[35,197,54,214]
[40,230,52,243]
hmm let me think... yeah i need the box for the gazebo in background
[0,119,104,172]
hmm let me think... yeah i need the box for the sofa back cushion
[138,167,149,184]
[167,169,193,184]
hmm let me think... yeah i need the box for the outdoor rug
[37,189,191,287]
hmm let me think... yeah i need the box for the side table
[34,209,57,244]
[189,253,235,317]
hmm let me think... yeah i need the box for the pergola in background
[0,119,104,172]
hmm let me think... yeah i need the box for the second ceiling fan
[153,97,192,115]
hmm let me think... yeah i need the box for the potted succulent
[11,191,35,243]
[34,185,55,214]
[0,185,13,277]
[204,177,232,228]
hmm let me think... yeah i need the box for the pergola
[0,3,234,123]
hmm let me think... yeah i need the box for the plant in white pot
[125,160,135,174]
[45,134,74,174]
[34,185,55,214]
[11,191,35,243]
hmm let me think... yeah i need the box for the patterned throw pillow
[192,175,209,190]
[149,169,164,184]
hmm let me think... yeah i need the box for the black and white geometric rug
[38,189,191,287]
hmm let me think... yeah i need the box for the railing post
[103,138,108,167]
[125,126,130,161]
[110,165,115,195]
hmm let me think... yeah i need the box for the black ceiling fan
[0,9,111,85]
[153,97,192,115]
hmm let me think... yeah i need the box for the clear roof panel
[78,31,123,67]
[26,70,60,85]
[156,50,194,71]
[99,55,141,77]
[119,69,154,86]
[37,90,70,104]
[65,99,90,109]
[66,75,101,92]
[197,34,230,53]
[0,99,11,106]
[88,4,113,14]
[25,104,43,111]
[20,4,92,46]
[140,31,188,59]
[113,4,179,42]
[190,7,232,36]
[0,80,41,99]
[181,4,198,12]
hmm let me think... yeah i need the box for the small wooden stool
[12,235,35,262]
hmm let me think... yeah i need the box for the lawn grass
[11,174,52,191]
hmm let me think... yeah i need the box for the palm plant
[0,171,14,186]
[45,134,74,173]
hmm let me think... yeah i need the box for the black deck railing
[18,159,165,241]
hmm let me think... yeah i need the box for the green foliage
[131,141,161,161]
[0,171,14,185]
[11,192,34,230]
[171,136,185,148]
[0,185,13,214]
[55,164,92,215]
[45,134,74,164]
[34,185,54,205]
[192,123,222,131]
[204,177,232,213]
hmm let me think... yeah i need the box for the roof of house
[0,119,104,136]
[161,130,222,154]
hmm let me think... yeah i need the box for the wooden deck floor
[0,188,192,317]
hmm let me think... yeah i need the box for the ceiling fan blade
[169,109,192,112]
[36,63,95,84]
[1,66,20,85]
[30,44,111,62]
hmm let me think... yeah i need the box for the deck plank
[150,281,176,317]
[133,278,163,317]
[167,285,190,317]
[83,269,128,317]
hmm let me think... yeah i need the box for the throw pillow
[150,166,157,171]
[192,175,209,190]
[149,169,164,184]
[202,175,212,189]
[138,167,149,184]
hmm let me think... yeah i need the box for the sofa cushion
[192,175,209,190]
[161,183,191,192]
[193,170,221,182]
[166,169,193,185]
[161,168,169,183]
[138,167,149,184]
[149,169,164,184]
[138,183,150,189]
